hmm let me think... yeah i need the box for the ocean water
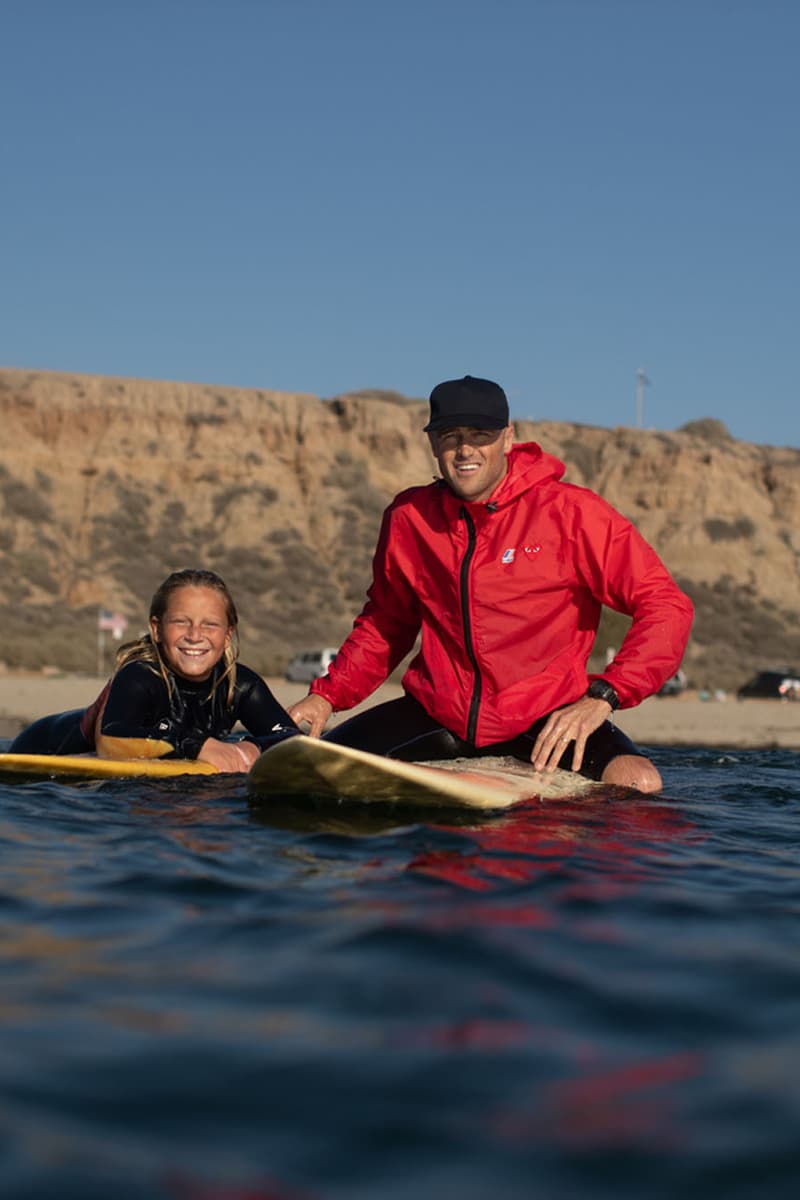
[0,743,798,1200]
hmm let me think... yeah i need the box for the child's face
[150,585,232,681]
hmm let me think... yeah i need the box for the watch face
[589,681,619,708]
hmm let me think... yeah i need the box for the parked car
[736,670,800,700]
[285,648,338,684]
[658,669,688,697]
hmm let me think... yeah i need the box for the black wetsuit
[323,694,643,781]
[10,661,299,758]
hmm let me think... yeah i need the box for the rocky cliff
[1,367,799,690]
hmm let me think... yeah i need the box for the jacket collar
[437,441,565,517]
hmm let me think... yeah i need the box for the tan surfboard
[0,753,219,780]
[247,737,597,811]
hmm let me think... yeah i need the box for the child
[10,569,299,772]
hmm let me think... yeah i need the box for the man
[288,375,693,792]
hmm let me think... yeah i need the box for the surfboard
[0,753,219,780]
[247,737,597,811]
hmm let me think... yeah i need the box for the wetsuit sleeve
[232,666,301,750]
[96,663,184,759]
[310,504,421,712]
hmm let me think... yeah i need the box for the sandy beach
[0,672,798,750]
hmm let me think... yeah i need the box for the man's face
[428,425,514,503]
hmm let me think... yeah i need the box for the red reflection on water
[396,1016,536,1052]
[167,1173,315,1200]
[408,795,694,903]
[494,1049,704,1149]
[409,846,558,897]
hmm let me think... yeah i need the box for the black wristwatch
[586,679,620,711]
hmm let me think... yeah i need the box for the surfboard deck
[0,753,219,780]
[247,737,597,811]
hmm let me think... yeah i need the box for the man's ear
[502,425,514,454]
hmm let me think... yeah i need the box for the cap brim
[424,413,509,433]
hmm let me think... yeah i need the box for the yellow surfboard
[248,738,597,811]
[0,753,219,780]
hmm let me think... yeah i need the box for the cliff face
[1,368,799,689]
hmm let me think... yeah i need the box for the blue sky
[2,0,798,446]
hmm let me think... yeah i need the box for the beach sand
[0,672,798,750]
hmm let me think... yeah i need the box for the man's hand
[531,696,612,773]
[198,737,260,773]
[287,694,333,738]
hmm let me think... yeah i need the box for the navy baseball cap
[424,375,509,433]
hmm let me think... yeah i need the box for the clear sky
[2,0,798,446]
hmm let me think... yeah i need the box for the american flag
[98,609,129,638]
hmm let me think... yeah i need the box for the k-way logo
[501,545,542,563]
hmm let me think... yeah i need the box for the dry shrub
[10,552,58,594]
[677,575,800,690]
[679,418,733,442]
[704,517,756,542]
[1,476,53,523]
[0,604,98,672]
[561,440,601,484]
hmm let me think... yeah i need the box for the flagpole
[97,607,106,676]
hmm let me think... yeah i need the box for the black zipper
[459,506,482,744]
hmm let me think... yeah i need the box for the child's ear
[149,616,160,643]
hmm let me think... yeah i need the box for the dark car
[736,670,800,700]
[658,669,688,697]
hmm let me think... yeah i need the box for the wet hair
[114,569,240,706]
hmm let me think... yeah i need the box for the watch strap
[586,679,620,710]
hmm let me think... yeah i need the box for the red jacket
[312,442,693,746]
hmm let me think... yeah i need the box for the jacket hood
[442,441,565,514]
[502,442,565,499]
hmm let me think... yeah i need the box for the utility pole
[636,368,650,428]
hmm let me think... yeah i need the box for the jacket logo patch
[501,548,516,564]
[524,545,541,555]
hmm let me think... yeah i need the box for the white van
[285,648,338,683]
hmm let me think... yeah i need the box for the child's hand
[197,737,260,773]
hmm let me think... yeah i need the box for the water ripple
[0,747,799,1198]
